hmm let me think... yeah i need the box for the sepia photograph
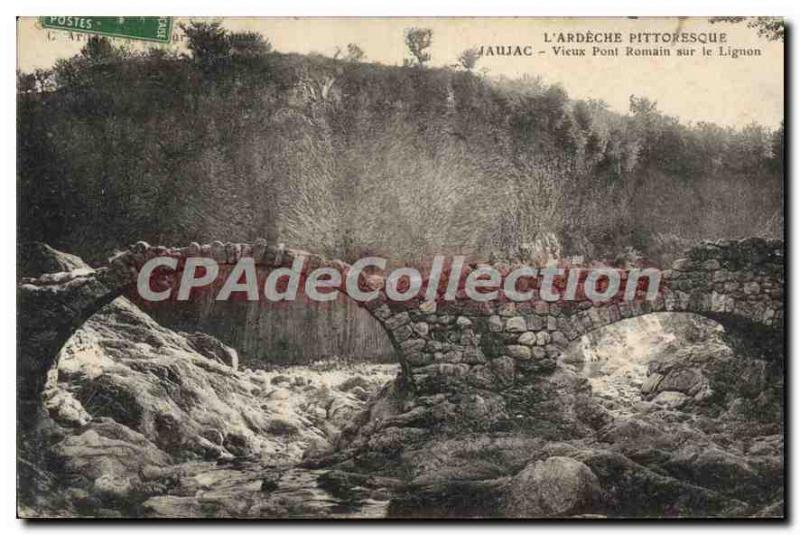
[15,14,785,520]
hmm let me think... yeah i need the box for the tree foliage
[17,28,783,266]
[182,22,231,66]
[180,22,273,72]
[404,27,433,66]
[710,17,784,41]
[345,43,366,62]
[229,31,272,57]
[457,48,480,71]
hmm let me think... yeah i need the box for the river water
[142,461,390,518]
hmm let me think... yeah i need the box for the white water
[563,313,717,416]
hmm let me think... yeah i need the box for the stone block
[506,345,532,360]
[506,316,527,333]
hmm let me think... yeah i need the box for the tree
[229,31,272,57]
[81,36,123,63]
[50,37,126,88]
[709,17,784,41]
[181,21,231,68]
[335,43,366,62]
[457,47,480,71]
[769,122,784,175]
[629,95,658,116]
[345,43,366,62]
[404,27,433,66]
[17,68,55,94]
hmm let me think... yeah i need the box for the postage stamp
[39,16,173,43]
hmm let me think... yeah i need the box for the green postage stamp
[39,16,173,43]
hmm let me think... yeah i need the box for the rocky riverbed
[18,292,398,517]
[17,249,784,518]
[314,312,784,519]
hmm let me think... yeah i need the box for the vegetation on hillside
[18,23,783,266]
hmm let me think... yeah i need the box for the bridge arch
[18,238,783,413]
[18,241,404,406]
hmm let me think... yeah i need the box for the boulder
[504,456,601,517]
[652,391,689,409]
[180,331,239,370]
[338,375,371,392]
[18,242,89,278]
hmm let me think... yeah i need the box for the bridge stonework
[18,238,783,413]
[365,238,784,395]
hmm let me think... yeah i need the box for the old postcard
[16,16,784,519]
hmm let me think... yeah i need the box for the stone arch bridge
[18,238,783,412]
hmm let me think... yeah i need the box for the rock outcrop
[179,331,239,370]
[503,456,602,517]
[18,242,89,279]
